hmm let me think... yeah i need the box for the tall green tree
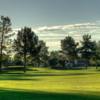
[79,34,96,67]
[95,41,100,68]
[61,36,78,61]
[49,51,60,68]
[0,16,11,70]
[31,40,48,67]
[49,51,67,69]
[38,40,49,67]
[96,41,100,60]
[13,27,40,72]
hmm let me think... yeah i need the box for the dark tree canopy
[80,34,96,60]
[13,27,40,71]
[14,27,39,54]
[61,36,78,60]
[32,40,49,67]
[0,16,11,70]
[96,41,100,59]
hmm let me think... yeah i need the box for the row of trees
[0,16,49,72]
[50,35,99,69]
[0,16,100,71]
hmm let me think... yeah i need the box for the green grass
[0,67,100,100]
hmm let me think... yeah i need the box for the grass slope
[0,67,100,100]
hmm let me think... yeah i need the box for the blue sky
[0,0,100,50]
[0,0,100,28]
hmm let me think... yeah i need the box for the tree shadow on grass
[5,72,97,77]
[0,88,100,100]
[0,70,97,81]
[0,73,41,81]
[0,72,97,81]
[0,77,40,81]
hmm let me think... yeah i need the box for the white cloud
[12,21,100,51]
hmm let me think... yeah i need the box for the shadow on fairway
[0,88,100,100]
[0,68,98,81]
[6,72,96,77]
[0,72,97,81]
[0,73,41,81]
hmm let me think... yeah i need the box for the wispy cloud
[33,21,100,51]
[12,21,100,51]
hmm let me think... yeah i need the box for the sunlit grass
[0,67,100,100]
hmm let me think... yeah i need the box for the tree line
[0,16,100,72]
